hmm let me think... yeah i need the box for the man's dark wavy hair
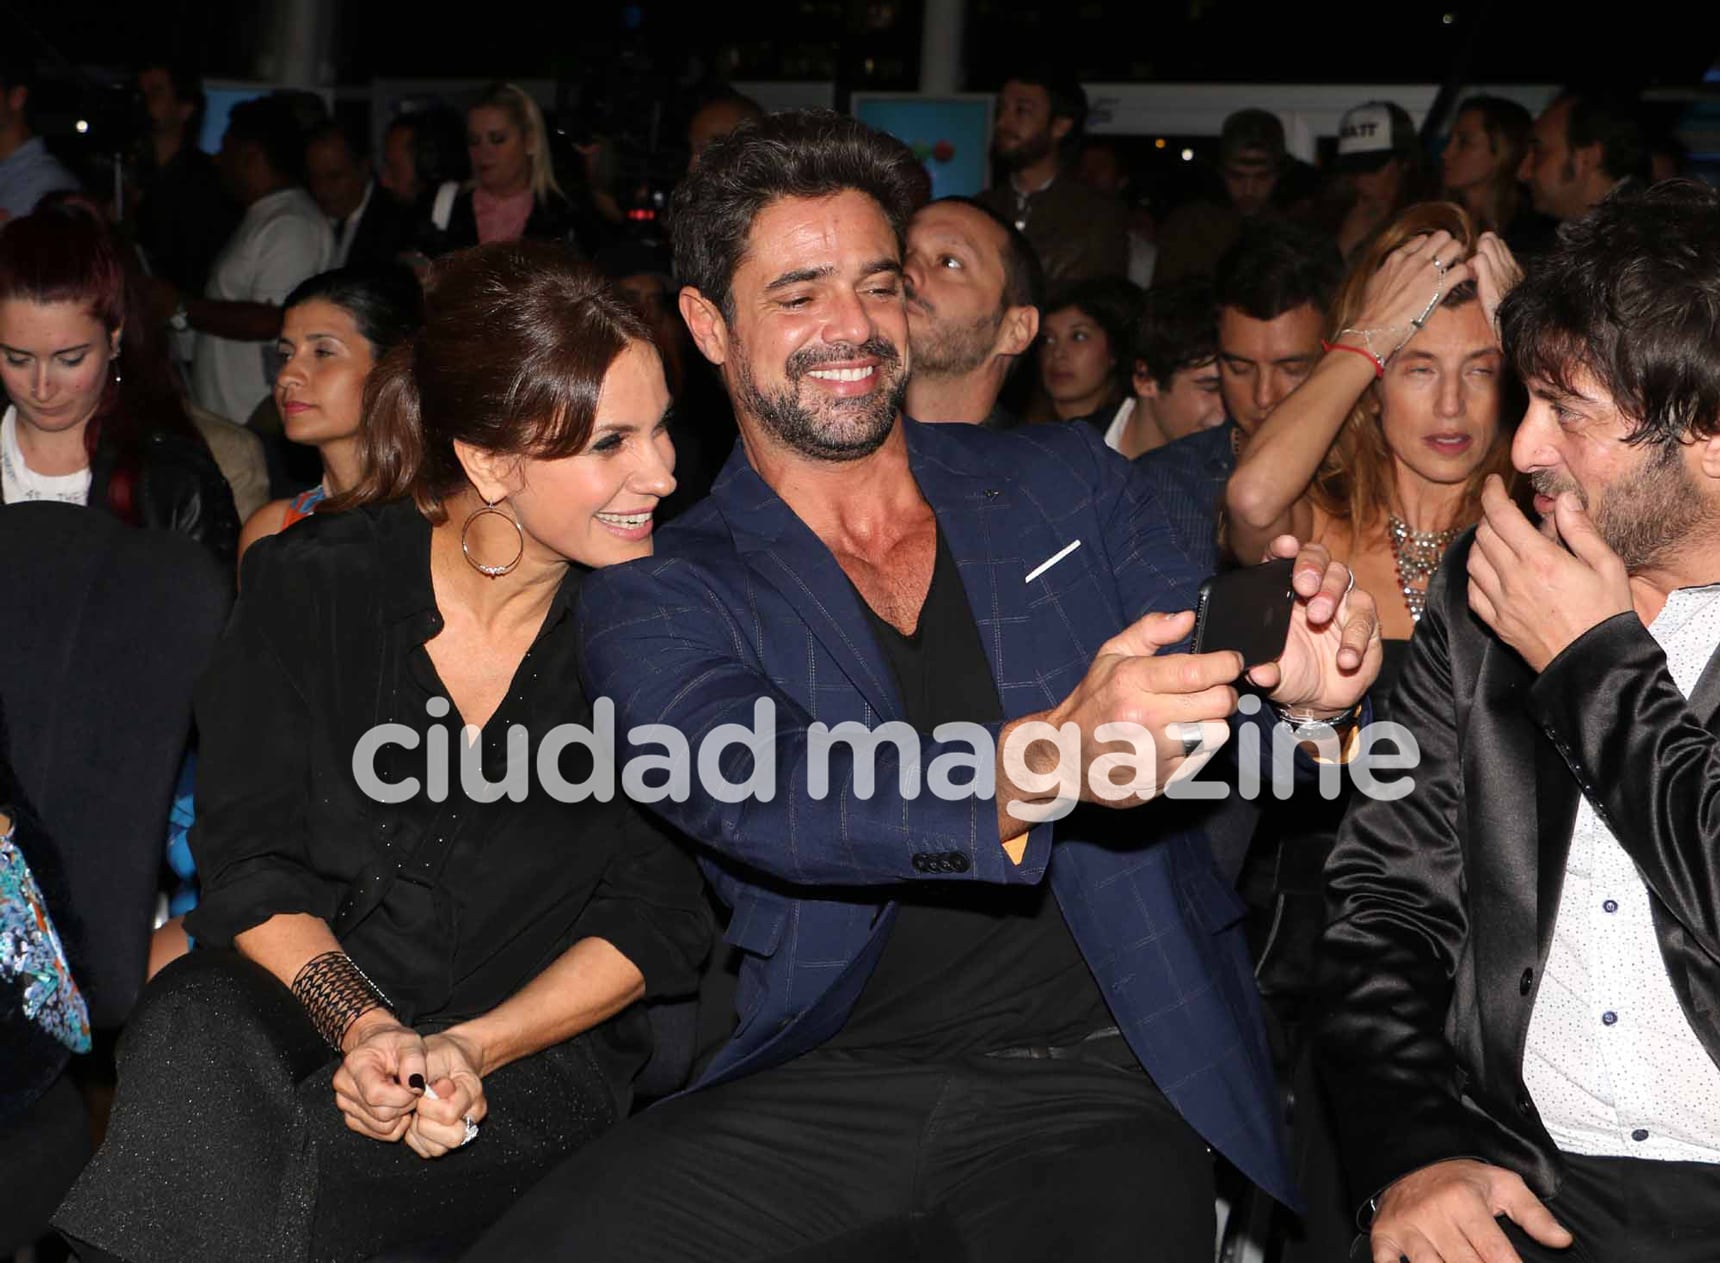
[1213,218,1343,323]
[669,109,922,319]
[1134,278,1218,388]
[1499,178,1720,449]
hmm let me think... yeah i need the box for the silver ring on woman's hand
[1430,255,1447,275]
[461,1115,480,1146]
[1180,729,1203,759]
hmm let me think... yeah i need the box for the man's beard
[908,297,1002,378]
[1532,440,1716,572]
[733,334,907,463]
[993,127,1054,172]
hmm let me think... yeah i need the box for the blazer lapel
[903,422,1034,710]
[1533,716,1582,962]
[708,448,902,723]
[1687,639,1720,727]
[1530,634,1720,961]
[1467,636,1576,962]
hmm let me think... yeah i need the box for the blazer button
[948,853,970,873]
[1520,967,1534,996]
[1517,1090,1536,1116]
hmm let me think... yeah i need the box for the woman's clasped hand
[331,1015,488,1158]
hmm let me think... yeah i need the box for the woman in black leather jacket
[0,202,238,566]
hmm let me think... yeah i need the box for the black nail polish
[409,1073,426,1091]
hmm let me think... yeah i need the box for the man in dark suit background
[467,108,1383,1262]
[304,121,412,271]
[1319,180,1720,1263]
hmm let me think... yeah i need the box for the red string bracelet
[1321,339,1385,379]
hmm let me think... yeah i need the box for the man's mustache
[1530,471,1589,509]
[786,337,902,381]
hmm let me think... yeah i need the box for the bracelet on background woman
[1321,339,1385,379]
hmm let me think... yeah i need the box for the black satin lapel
[1534,725,1581,963]
[1464,640,1572,963]
[1689,639,1720,727]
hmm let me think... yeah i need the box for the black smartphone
[1192,558,1296,668]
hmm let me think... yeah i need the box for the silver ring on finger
[1430,255,1447,276]
[461,1114,480,1146]
[1179,728,1203,759]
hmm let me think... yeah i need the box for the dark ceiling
[11,0,1716,91]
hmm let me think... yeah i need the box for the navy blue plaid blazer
[578,417,1293,1205]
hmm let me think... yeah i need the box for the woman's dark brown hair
[329,241,652,521]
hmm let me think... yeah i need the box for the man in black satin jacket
[1319,180,1720,1263]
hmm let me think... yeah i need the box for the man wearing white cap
[1333,101,1423,260]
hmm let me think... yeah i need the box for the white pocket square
[1025,540,1081,584]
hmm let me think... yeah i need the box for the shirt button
[1603,899,1619,913]
[1520,967,1534,995]
[1602,1011,1618,1026]
[1631,1128,1650,1142]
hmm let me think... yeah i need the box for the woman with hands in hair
[1225,203,1521,669]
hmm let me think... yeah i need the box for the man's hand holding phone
[993,610,1243,831]
[1245,536,1382,716]
[993,538,1379,833]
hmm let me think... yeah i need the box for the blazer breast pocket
[1023,556,1115,702]
[1024,546,1106,615]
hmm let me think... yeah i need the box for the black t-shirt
[826,523,1113,1057]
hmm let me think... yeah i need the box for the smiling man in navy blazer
[467,110,1381,1263]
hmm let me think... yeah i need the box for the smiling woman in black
[55,245,709,1263]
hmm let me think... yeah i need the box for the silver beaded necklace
[1387,514,1458,622]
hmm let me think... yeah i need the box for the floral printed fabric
[0,830,90,1053]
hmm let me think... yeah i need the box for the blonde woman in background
[420,82,604,256]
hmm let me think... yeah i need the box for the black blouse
[183,499,709,1031]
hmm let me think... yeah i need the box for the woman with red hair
[0,200,238,564]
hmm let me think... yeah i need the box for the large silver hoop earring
[460,498,524,578]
